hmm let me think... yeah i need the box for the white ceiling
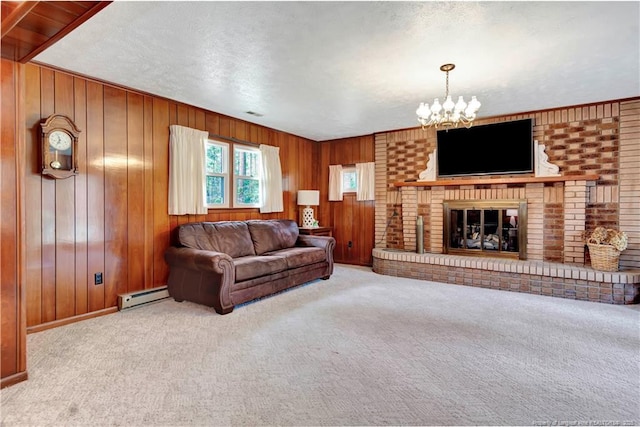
[33,1,640,141]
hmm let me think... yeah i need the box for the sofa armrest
[164,247,236,314]
[296,235,334,249]
[165,247,234,274]
[296,235,336,268]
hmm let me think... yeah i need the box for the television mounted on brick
[436,118,534,177]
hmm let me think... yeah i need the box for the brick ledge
[372,248,640,284]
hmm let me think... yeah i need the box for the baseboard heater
[117,286,170,311]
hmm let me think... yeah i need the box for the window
[206,140,229,207]
[342,166,357,193]
[206,140,261,208]
[234,146,261,207]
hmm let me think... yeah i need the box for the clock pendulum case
[40,114,81,179]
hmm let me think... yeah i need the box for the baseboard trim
[27,307,118,334]
[1,371,28,389]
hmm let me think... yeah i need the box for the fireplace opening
[443,200,527,259]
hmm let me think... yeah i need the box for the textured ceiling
[33,1,639,141]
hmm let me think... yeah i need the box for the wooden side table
[299,226,332,237]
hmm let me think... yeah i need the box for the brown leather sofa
[164,219,335,314]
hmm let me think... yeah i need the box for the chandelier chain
[444,69,450,99]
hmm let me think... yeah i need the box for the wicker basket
[587,242,621,272]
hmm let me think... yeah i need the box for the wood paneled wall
[319,135,375,265]
[22,63,317,329]
[1,59,27,387]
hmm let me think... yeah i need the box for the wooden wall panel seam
[40,66,56,323]
[73,75,88,316]
[24,63,42,327]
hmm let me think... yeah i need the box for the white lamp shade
[297,190,319,206]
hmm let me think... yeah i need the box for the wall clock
[40,114,80,179]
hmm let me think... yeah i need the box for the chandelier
[416,63,481,130]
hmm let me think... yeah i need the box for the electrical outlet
[94,272,103,285]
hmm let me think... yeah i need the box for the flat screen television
[437,118,533,177]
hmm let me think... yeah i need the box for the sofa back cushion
[177,221,256,258]
[247,219,299,255]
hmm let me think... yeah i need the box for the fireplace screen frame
[443,200,527,260]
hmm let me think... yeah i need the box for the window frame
[205,139,230,208]
[232,145,262,208]
[341,166,357,193]
[205,139,262,209]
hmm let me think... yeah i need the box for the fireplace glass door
[445,200,526,259]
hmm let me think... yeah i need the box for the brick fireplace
[393,175,596,264]
[372,98,640,304]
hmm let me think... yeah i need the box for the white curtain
[259,144,284,213]
[328,164,343,201]
[168,125,208,215]
[356,162,375,201]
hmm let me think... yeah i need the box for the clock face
[49,130,72,151]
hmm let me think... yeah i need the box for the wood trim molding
[394,174,600,188]
[0,371,28,389]
[26,307,118,334]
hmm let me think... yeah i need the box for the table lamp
[297,190,319,228]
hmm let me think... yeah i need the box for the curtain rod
[208,133,260,148]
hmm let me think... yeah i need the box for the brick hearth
[372,248,640,304]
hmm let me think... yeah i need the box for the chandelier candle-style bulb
[431,98,442,114]
[416,63,480,130]
[442,96,455,112]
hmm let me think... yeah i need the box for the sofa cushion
[177,221,255,258]
[176,222,216,251]
[247,219,299,255]
[233,255,288,282]
[212,222,257,257]
[266,247,327,269]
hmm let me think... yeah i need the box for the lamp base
[302,206,315,228]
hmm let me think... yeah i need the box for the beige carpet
[1,264,639,426]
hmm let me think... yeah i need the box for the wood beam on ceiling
[1,1,112,64]
[1,2,39,39]
[18,1,112,63]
